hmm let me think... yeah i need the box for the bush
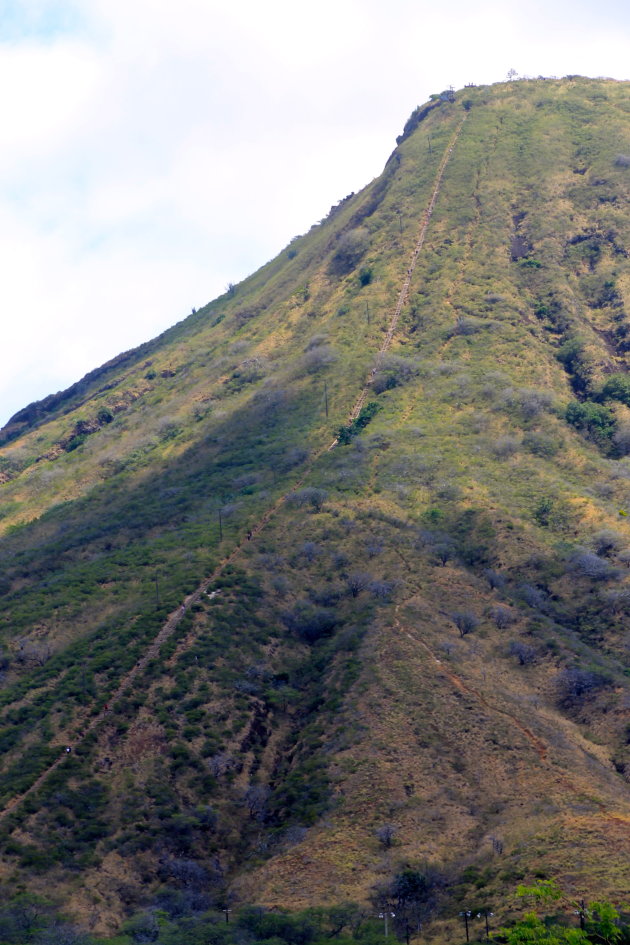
[346,572,372,598]
[523,431,560,457]
[337,402,381,444]
[329,228,370,275]
[492,435,520,458]
[449,316,482,337]
[592,529,623,557]
[287,488,328,512]
[565,400,616,443]
[509,640,537,665]
[451,611,479,636]
[600,373,630,406]
[281,602,339,643]
[570,551,619,581]
[501,387,553,420]
[613,423,630,455]
[555,667,610,707]
[372,355,420,394]
[301,345,337,374]
[490,605,516,629]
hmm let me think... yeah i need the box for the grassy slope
[1,78,630,935]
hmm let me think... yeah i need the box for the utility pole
[397,210,403,234]
[428,135,433,155]
[366,301,370,326]
[575,901,586,931]
[379,911,395,938]
[459,911,472,943]
[324,382,329,418]
[477,909,494,940]
[154,574,160,610]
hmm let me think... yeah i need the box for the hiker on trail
[65,746,72,753]
[247,530,253,540]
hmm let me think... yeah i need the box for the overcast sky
[1,0,630,427]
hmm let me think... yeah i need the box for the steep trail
[398,614,548,762]
[390,590,617,810]
[333,115,467,442]
[0,114,466,823]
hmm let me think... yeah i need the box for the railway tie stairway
[334,115,467,442]
[0,114,467,824]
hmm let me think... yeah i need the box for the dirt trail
[329,116,467,447]
[0,116,467,823]
[408,629,547,761]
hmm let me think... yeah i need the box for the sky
[1,0,630,427]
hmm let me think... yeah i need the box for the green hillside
[2,76,630,942]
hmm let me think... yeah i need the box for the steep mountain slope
[2,77,630,937]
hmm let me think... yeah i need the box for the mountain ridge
[2,76,630,939]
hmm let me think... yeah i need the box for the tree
[566,400,615,444]
[509,640,537,665]
[288,488,328,513]
[375,823,397,848]
[452,611,479,637]
[329,228,370,275]
[490,605,516,629]
[346,571,372,598]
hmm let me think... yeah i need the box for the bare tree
[451,611,479,637]
[509,641,537,665]
[347,572,373,598]
[490,605,516,629]
[375,823,397,849]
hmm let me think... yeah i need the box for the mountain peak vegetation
[2,76,630,943]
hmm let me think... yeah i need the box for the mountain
[2,76,630,940]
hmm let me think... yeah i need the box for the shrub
[509,640,537,665]
[484,568,506,590]
[523,431,560,457]
[449,316,482,337]
[492,435,520,458]
[346,572,372,598]
[501,387,553,420]
[281,602,339,643]
[565,400,616,443]
[369,579,396,601]
[358,266,373,286]
[600,373,630,406]
[337,401,381,444]
[451,611,479,636]
[299,542,321,563]
[570,551,619,581]
[592,529,623,557]
[301,345,337,374]
[614,154,630,167]
[375,823,397,848]
[490,605,516,629]
[329,228,370,275]
[613,423,630,455]
[372,355,420,394]
[533,496,555,526]
[287,488,328,512]
[555,667,610,708]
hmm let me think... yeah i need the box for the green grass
[3,77,630,936]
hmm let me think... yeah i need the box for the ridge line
[0,114,467,823]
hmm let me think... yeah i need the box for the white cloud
[1,0,630,424]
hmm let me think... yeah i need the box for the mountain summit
[2,77,630,937]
